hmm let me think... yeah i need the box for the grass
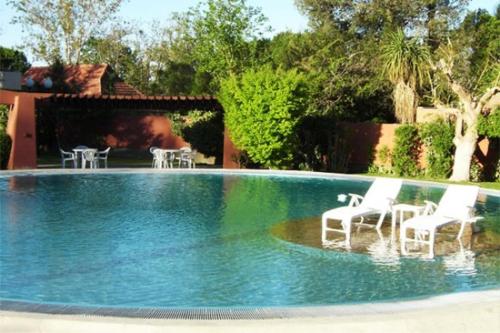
[37,151,500,190]
[38,151,219,169]
[363,172,500,191]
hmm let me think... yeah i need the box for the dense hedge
[219,66,309,169]
[419,120,454,178]
[392,124,420,176]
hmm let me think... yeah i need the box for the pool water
[0,173,499,308]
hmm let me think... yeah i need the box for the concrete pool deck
[1,290,500,332]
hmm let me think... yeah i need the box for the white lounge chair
[59,148,77,168]
[322,178,402,246]
[400,185,482,258]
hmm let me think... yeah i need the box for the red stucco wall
[223,128,240,169]
[1,90,52,169]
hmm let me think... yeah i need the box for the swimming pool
[0,170,499,312]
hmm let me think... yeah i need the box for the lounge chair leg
[457,221,467,240]
[400,225,408,255]
[342,218,352,247]
[321,215,328,243]
[376,212,387,230]
[429,229,436,259]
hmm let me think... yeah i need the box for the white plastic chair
[150,147,159,167]
[81,149,98,169]
[96,147,111,168]
[177,147,195,168]
[59,148,77,168]
[322,178,402,247]
[165,151,177,168]
[151,149,166,169]
[179,148,196,168]
[400,185,481,258]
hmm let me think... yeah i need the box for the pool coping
[1,168,499,321]
[1,167,499,197]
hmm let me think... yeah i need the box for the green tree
[219,66,309,169]
[0,46,30,72]
[9,0,125,64]
[381,29,430,123]
[430,8,499,181]
[175,0,270,88]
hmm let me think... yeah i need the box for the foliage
[219,66,308,169]
[381,29,430,123]
[369,145,393,175]
[165,110,224,164]
[478,108,500,138]
[174,0,270,89]
[0,105,11,169]
[0,46,30,72]
[294,114,337,171]
[80,29,139,87]
[9,0,125,64]
[419,119,454,178]
[392,124,420,176]
[456,9,500,94]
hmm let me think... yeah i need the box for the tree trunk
[450,133,477,181]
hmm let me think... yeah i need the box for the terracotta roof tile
[113,81,143,96]
[23,64,108,95]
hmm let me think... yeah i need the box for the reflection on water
[443,240,477,276]
[272,215,500,275]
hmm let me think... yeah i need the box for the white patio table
[72,147,97,168]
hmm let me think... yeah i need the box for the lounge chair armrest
[385,197,397,207]
[347,193,364,207]
[465,216,484,223]
[423,200,438,215]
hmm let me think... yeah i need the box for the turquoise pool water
[0,172,499,308]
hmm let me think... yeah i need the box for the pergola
[0,90,238,169]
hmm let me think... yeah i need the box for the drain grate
[0,300,302,320]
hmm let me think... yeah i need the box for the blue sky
[0,0,497,64]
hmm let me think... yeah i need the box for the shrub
[166,110,224,164]
[392,124,420,176]
[419,119,454,178]
[0,104,11,169]
[219,66,308,169]
[478,108,500,138]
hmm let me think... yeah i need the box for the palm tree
[381,29,430,123]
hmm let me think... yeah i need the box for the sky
[0,0,497,65]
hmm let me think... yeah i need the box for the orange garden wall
[55,113,188,150]
[105,115,187,149]
[223,128,240,169]
[0,90,52,169]
[339,122,496,172]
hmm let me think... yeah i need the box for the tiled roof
[113,81,143,96]
[23,64,144,96]
[23,64,108,95]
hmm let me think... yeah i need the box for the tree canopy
[0,46,31,72]
[9,0,125,64]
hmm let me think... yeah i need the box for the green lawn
[37,152,499,190]
[38,151,218,169]
[362,172,500,191]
